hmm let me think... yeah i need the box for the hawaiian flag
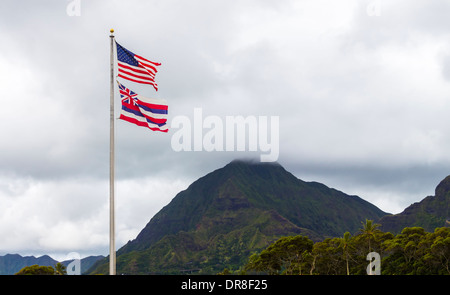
[117,82,168,132]
[116,42,161,91]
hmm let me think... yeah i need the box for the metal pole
[109,29,116,275]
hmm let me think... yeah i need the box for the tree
[244,235,313,275]
[15,265,56,275]
[245,250,281,275]
[360,219,381,253]
[382,227,433,274]
[276,235,313,275]
[341,232,352,275]
[54,262,67,275]
[423,227,450,275]
[311,237,348,275]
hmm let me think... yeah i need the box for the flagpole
[109,28,116,275]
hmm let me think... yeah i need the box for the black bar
[1,275,446,293]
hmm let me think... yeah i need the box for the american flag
[116,42,161,91]
[117,82,168,132]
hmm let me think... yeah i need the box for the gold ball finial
[110,29,114,34]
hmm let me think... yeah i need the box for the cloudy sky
[0,0,449,260]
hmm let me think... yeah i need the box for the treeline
[242,220,449,275]
[15,263,67,275]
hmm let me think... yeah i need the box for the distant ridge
[89,160,388,274]
[0,254,57,275]
[379,175,450,233]
[0,253,104,275]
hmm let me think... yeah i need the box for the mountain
[0,254,57,275]
[0,254,104,275]
[88,160,388,274]
[379,175,450,234]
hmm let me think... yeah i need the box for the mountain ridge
[89,160,388,274]
[119,160,387,253]
[0,253,104,275]
[379,175,450,233]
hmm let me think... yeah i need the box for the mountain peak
[223,159,293,182]
[435,175,450,197]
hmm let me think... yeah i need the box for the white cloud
[0,174,189,257]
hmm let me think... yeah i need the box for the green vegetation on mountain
[88,160,388,274]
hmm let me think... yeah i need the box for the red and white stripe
[117,55,161,91]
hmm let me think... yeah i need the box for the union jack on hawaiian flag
[118,82,138,105]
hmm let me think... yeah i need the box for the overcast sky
[0,0,449,260]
